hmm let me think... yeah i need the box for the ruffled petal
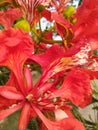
[0,8,22,29]
[0,28,34,94]
[51,68,92,107]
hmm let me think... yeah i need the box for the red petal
[0,102,23,120]
[0,28,34,94]
[44,31,52,40]
[0,86,24,100]
[58,118,85,130]
[33,106,60,130]
[18,103,31,130]
[33,106,85,130]
[32,57,72,95]
[36,82,54,95]
[61,68,92,107]
[73,0,98,39]
[4,37,21,47]
[6,71,19,89]
[0,96,16,109]
[51,12,70,28]
[41,9,51,21]
[51,12,70,38]
[24,66,33,92]
[82,69,98,79]
[51,68,92,107]
[31,44,65,71]
[0,8,22,29]
[0,45,8,62]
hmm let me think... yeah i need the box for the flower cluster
[0,0,98,130]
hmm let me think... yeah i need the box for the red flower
[34,107,85,130]
[31,0,98,77]
[31,53,93,107]
[0,8,22,29]
[0,28,34,93]
[31,43,90,72]
[49,67,92,108]
[0,63,86,130]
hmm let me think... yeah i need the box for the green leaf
[63,6,76,18]
[92,106,98,110]
[0,0,11,10]
[91,80,98,93]
[93,91,98,100]
[0,0,11,7]
[27,117,39,130]
[93,50,98,56]
[14,20,30,32]
[0,24,4,30]
[0,110,20,130]
[0,66,10,85]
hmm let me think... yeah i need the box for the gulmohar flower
[0,28,34,93]
[0,0,96,130]
[0,63,87,130]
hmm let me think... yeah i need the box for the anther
[26,94,33,101]
[37,97,42,102]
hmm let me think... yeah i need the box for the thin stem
[32,29,63,44]
[40,37,63,44]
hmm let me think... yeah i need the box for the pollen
[52,97,58,102]
[61,57,72,63]
[60,101,64,106]
[44,93,48,98]
[26,94,33,101]
[55,105,59,109]
[37,97,42,102]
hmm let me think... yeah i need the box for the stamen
[26,94,33,101]
[52,97,58,102]
[60,101,64,106]
[47,90,52,94]
[37,97,42,102]
[44,93,48,98]
[55,105,59,109]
